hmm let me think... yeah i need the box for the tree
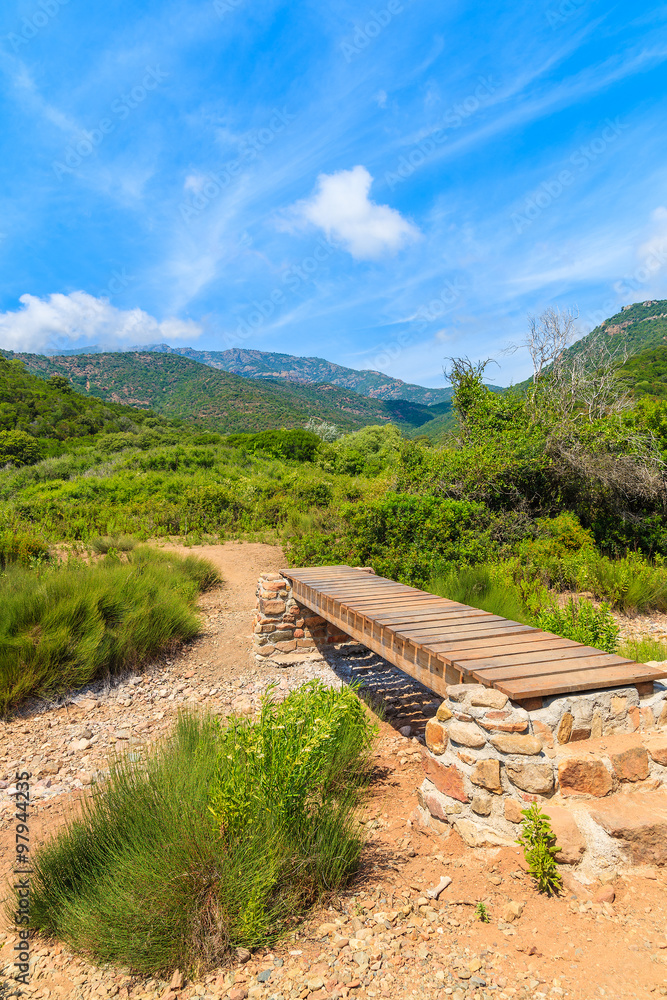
[443,357,496,437]
[48,374,73,393]
[0,430,42,467]
[525,307,578,382]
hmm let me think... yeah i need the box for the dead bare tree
[525,306,578,382]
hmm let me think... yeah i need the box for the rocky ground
[0,542,666,1000]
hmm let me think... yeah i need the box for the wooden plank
[417,631,569,656]
[401,620,535,642]
[372,606,476,624]
[498,663,664,700]
[456,645,613,668]
[437,637,582,660]
[425,625,538,651]
[395,614,505,635]
[472,654,637,684]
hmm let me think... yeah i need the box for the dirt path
[0,542,666,1000]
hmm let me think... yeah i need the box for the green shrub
[0,429,42,467]
[535,597,619,654]
[29,683,375,975]
[208,681,375,946]
[0,531,50,568]
[619,636,667,664]
[517,804,562,896]
[225,429,320,462]
[0,547,219,714]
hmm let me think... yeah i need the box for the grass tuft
[0,547,219,714]
[28,683,375,976]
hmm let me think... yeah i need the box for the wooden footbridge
[281,565,667,707]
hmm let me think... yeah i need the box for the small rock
[257,970,272,983]
[399,725,412,738]
[593,886,615,904]
[448,722,486,749]
[115,731,130,741]
[170,969,184,990]
[502,900,525,922]
[236,947,251,964]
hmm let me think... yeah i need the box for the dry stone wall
[417,681,667,858]
[252,572,350,660]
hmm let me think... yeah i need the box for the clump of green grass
[28,683,375,975]
[90,534,136,554]
[619,635,667,664]
[0,547,219,714]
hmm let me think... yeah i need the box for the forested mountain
[8,350,452,434]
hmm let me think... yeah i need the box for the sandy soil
[0,542,666,1000]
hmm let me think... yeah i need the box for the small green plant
[535,597,619,654]
[474,901,491,922]
[516,803,562,896]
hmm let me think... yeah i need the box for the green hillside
[575,298,667,357]
[10,351,451,434]
[0,352,170,444]
[618,344,667,399]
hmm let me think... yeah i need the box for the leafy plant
[475,902,491,922]
[29,684,376,975]
[516,804,562,896]
[535,597,619,654]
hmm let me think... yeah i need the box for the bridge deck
[281,565,667,706]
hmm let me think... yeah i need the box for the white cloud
[0,292,202,354]
[293,166,420,260]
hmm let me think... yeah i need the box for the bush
[517,804,562,896]
[0,547,219,714]
[0,531,50,568]
[536,597,619,654]
[29,683,375,975]
[0,429,42,467]
[225,429,320,462]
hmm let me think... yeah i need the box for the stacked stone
[252,573,353,659]
[417,682,667,851]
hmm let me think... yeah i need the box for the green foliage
[474,902,491,923]
[619,635,667,664]
[225,428,320,462]
[517,804,562,896]
[0,548,218,714]
[30,684,375,974]
[0,429,43,466]
[0,352,166,442]
[535,598,619,654]
[0,531,50,569]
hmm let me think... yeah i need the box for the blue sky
[1,0,667,387]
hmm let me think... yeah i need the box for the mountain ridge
[8,350,454,435]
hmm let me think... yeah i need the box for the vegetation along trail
[0,542,666,1000]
